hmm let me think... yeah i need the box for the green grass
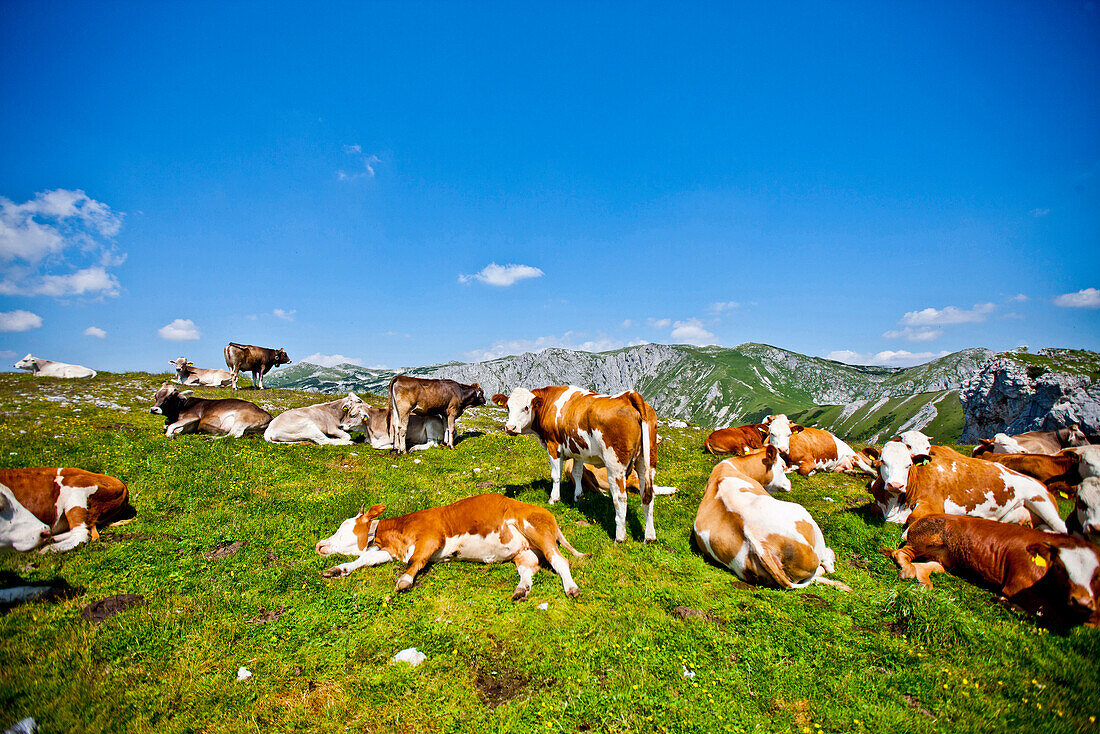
[1,373,1098,733]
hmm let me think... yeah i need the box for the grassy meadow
[0,372,1098,733]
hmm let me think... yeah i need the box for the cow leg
[322,549,393,578]
[635,455,657,544]
[610,471,629,543]
[547,444,562,504]
[165,417,200,437]
[512,549,540,601]
[446,413,456,448]
[41,507,92,553]
[798,461,815,476]
[1023,496,1069,534]
[909,561,945,588]
[571,459,586,502]
[396,542,440,591]
[230,368,239,389]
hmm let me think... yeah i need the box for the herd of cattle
[5,345,1100,629]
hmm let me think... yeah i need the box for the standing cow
[223,342,291,389]
[14,354,96,379]
[493,386,659,543]
[388,376,485,453]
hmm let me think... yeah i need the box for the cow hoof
[643,537,657,545]
[321,566,345,578]
[614,538,625,544]
[566,586,580,599]
[512,588,530,602]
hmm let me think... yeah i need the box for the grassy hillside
[1,373,1097,733]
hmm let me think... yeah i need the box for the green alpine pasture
[0,373,1097,733]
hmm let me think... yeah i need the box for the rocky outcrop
[960,350,1099,441]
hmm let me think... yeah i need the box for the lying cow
[693,446,848,590]
[14,354,96,379]
[1068,477,1100,544]
[882,514,1099,628]
[223,342,291,389]
[1072,446,1100,479]
[0,485,52,552]
[973,425,1090,456]
[494,386,659,543]
[263,393,366,445]
[863,441,1066,532]
[763,414,873,476]
[388,376,485,453]
[561,459,677,497]
[703,423,767,455]
[973,450,1083,495]
[0,468,133,553]
[316,494,585,600]
[171,357,234,387]
[345,404,444,451]
[150,384,272,438]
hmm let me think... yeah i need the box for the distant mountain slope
[267,342,1027,443]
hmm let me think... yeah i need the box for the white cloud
[381,330,411,338]
[273,308,296,321]
[882,327,942,342]
[0,189,124,299]
[337,147,381,181]
[458,262,544,287]
[1054,288,1100,309]
[1010,293,1029,302]
[301,353,366,368]
[83,326,107,338]
[464,332,648,362]
[670,318,715,346]
[827,349,950,367]
[621,319,632,328]
[343,144,362,154]
[647,317,671,329]
[158,318,201,341]
[899,303,995,326]
[0,310,43,332]
[709,301,740,313]
[1030,208,1050,217]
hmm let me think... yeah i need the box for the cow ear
[791,424,806,433]
[364,503,386,520]
[912,454,931,466]
[491,394,508,406]
[530,395,542,412]
[472,382,480,388]
[863,447,880,460]
[180,390,195,398]
[169,360,176,365]
[757,426,768,436]
[1025,542,1054,571]
[765,445,778,463]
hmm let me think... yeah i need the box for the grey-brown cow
[973,425,1090,456]
[223,342,291,390]
[171,357,235,387]
[345,404,445,451]
[388,376,485,453]
[263,393,366,445]
[150,384,273,437]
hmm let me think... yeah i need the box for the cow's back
[789,427,840,463]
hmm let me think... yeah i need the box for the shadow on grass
[496,478,649,543]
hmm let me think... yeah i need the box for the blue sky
[1,1,1098,373]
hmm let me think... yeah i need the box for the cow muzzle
[150,407,162,414]
[315,541,330,555]
[505,425,519,435]
[886,481,905,492]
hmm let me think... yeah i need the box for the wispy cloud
[827,349,950,367]
[670,318,715,346]
[0,189,124,299]
[647,317,671,329]
[0,310,42,332]
[882,326,942,342]
[158,318,201,341]
[464,332,648,362]
[273,308,295,321]
[1010,293,1029,302]
[301,352,368,368]
[1029,208,1050,217]
[900,303,995,327]
[1054,287,1100,309]
[708,301,739,313]
[458,262,544,287]
[83,326,107,338]
[337,145,380,181]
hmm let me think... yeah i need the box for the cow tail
[625,392,655,504]
[555,527,588,558]
[388,376,399,444]
[742,525,796,589]
[704,436,715,455]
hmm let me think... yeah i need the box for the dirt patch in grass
[903,694,935,719]
[475,666,530,708]
[672,605,726,624]
[846,552,869,568]
[475,481,496,489]
[204,541,246,560]
[81,594,145,623]
[100,532,149,543]
[799,593,829,610]
[249,605,286,625]
[772,698,812,726]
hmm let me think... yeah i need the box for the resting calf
[264,393,365,445]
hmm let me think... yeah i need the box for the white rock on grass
[236,666,252,682]
[391,647,426,666]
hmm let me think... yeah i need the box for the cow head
[1028,540,1100,619]
[993,433,1026,454]
[897,430,932,457]
[463,382,487,408]
[316,503,386,556]
[14,354,36,372]
[150,384,192,418]
[763,414,802,454]
[1078,447,1100,480]
[274,348,291,366]
[499,388,540,436]
[1072,478,1100,543]
[762,444,791,493]
[0,485,51,552]
[1060,424,1090,448]
[972,439,994,457]
[866,441,924,523]
[336,394,367,432]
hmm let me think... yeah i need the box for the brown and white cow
[1067,477,1100,544]
[693,446,848,590]
[493,386,659,543]
[342,404,445,451]
[0,468,133,553]
[150,384,273,438]
[316,494,585,600]
[863,442,1066,532]
[388,376,485,453]
[171,357,235,388]
[882,514,1100,628]
[223,342,291,390]
[14,354,96,379]
[0,485,52,552]
[973,450,1083,496]
[763,414,873,476]
[703,423,767,455]
[973,426,1090,456]
[263,393,366,445]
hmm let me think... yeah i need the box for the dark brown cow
[316,495,584,600]
[973,450,1083,495]
[223,342,291,390]
[388,376,486,453]
[0,468,133,553]
[882,514,1100,628]
[493,386,658,543]
[150,384,273,437]
[703,423,767,455]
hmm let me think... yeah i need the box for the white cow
[15,354,96,378]
[344,404,445,451]
[264,394,367,445]
[0,485,51,552]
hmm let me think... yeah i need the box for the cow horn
[358,502,366,516]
